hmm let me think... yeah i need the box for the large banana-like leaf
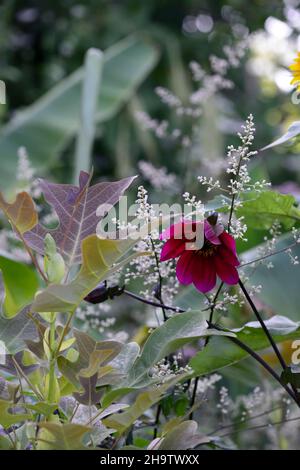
[0,35,159,189]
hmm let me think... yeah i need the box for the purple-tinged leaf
[24,171,136,266]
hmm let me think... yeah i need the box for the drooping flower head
[290,53,300,90]
[160,215,240,293]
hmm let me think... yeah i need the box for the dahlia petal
[160,238,186,261]
[214,256,239,285]
[218,245,240,267]
[204,220,223,245]
[192,255,216,293]
[176,251,195,285]
[219,231,237,254]
[160,221,184,241]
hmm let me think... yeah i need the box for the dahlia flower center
[198,240,218,257]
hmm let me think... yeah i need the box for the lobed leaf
[0,191,37,234]
[0,307,39,354]
[24,171,136,267]
[37,422,91,450]
[30,235,136,313]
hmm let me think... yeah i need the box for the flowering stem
[239,240,299,268]
[150,238,167,322]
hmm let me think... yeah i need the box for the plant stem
[189,282,224,418]
[123,289,183,313]
[47,314,57,404]
[150,238,167,321]
[238,279,287,370]
[17,229,48,283]
[153,404,161,439]
[55,309,75,356]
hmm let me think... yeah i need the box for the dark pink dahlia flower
[160,218,240,293]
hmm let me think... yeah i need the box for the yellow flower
[290,52,300,89]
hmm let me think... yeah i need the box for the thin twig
[123,289,183,313]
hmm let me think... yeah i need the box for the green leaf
[58,331,122,390]
[31,235,137,313]
[0,255,39,317]
[237,191,300,230]
[0,400,30,429]
[261,121,300,151]
[0,36,159,189]
[102,374,187,436]
[190,315,300,376]
[25,402,58,417]
[73,373,102,406]
[0,307,39,354]
[98,342,140,387]
[157,421,211,450]
[37,422,91,450]
[125,311,234,388]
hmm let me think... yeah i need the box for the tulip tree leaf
[0,400,31,429]
[73,373,102,405]
[0,351,38,376]
[30,235,137,313]
[237,191,300,230]
[190,315,300,376]
[157,421,211,450]
[125,311,235,388]
[0,307,39,354]
[37,422,91,450]
[261,121,300,151]
[0,192,37,234]
[24,171,136,267]
[0,255,39,318]
[57,331,122,388]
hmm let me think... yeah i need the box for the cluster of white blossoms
[212,292,244,312]
[136,34,248,154]
[76,303,115,333]
[16,147,43,200]
[151,354,192,383]
[138,161,179,192]
[194,373,222,395]
[124,186,179,308]
[217,386,231,416]
[198,114,270,242]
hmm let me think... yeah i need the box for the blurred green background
[1,0,300,192]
